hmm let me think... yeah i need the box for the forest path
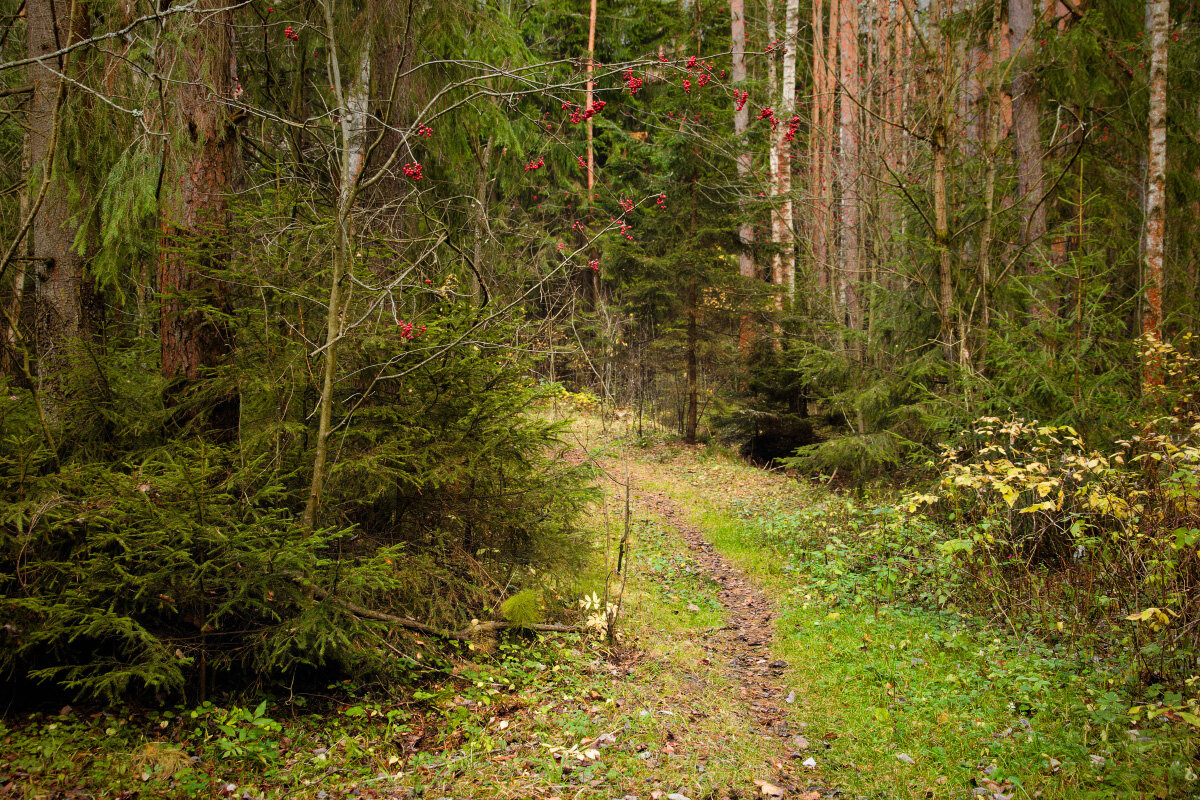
[575,424,831,800]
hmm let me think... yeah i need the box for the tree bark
[304,7,372,529]
[809,0,825,293]
[159,0,238,386]
[731,0,757,356]
[1009,0,1050,320]
[771,0,799,304]
[1141,0,1168,384]
[685,280,698,444]
[26,0,93,421]
[838,0,860,355]
[821,0,839,305]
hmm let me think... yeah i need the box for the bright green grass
[639,454,1198,800]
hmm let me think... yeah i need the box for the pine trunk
[821,0,839,304]
[159,0,238,384]
[1009,0,1049,320]
[838,0,860,354]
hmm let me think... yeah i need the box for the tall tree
[1142,0,1168,379]
[159,0,238,386]
[731,0,757,354]
[770,0,799,303]
[303,3,373,528]
[26,0,93,414]
[1009,0,1049,319]
[838,0,860,352]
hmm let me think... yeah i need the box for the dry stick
[613,458,632,639]
[301,579,579,641]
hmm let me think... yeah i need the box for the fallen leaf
[799,793,821,800]
[785,691,796,704]
[753,779,785,797]
[896,752,915,765]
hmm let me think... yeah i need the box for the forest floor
[3,416,1193,799]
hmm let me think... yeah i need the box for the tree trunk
[731,0,757,356]
[1009,0,1049,320]
[26,0,93,421]
[1141,0,1168,384]
[685,280,698,444]
[972,0,1004,371]
[159,0,238,386]
[771,0,799,305]
[821,0,839,305]
[838,0,860,355]
[809,0,825,293]
[304,9,372,529]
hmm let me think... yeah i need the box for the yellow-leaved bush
[905,335,1200,684]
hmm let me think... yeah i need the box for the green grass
[641,449,1199,800]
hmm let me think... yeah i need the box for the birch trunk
[1141,0,1168,382]
[771,0,799,303]
[731,0,757,355]
[304,11,372,528]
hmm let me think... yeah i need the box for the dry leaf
[753,779,785,797]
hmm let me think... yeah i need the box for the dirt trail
[633,487,793,740]
[591,444,830,799]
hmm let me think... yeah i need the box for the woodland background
[1,0,1199,704]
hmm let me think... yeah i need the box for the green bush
[0,308,595,701]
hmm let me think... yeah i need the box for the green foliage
[500,589,545,627]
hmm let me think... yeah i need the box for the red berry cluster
[757,107,777,129]
[403,162,423,180]
[656,193,666,209]
[576,156,587,170]
[283,25,299,41]
[588,258,599,272]
[571,220,585,231]
[783,115,800,142]
[682,78,692,93]
[734,90,749,112]
[397,320,427,340]
[618,198,634,213]
[557,241,567,252]
[614,219,634,240]
[697,73,711,88]
[568,100,607,124]
[623,69,644,95]
[524,156,545,171]
[416,125,433,138]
